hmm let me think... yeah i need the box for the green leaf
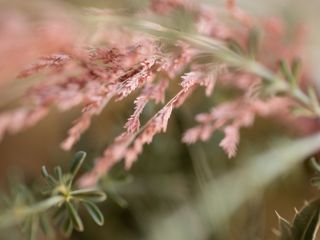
[41,166,57,186]
[61,217,73,237]
[83,201,104,226]
[52,204,67,223]
[279,59,294,84]
[66,202,84,232]
[108,191,128,208]
[71,189,107,203]
[24,216,38,240]
[70,151,86,180]
[292,199,320,240]
[39,215,54,239]
[54,166,63,183]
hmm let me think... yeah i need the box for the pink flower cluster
[0,0,310,186]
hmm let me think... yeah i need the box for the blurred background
[0,0,320,239]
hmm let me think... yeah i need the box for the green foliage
[40,151,107,237]
[0,151,107,240]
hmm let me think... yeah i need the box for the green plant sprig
[0,151,107,239]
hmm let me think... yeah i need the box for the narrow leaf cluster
[0,151,107,239]
[41,151,107,236]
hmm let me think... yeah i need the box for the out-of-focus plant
[0,151,107,239]
[147,133,320,240]
[1,0,320,239]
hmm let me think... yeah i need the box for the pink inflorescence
[0,0,310,186]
